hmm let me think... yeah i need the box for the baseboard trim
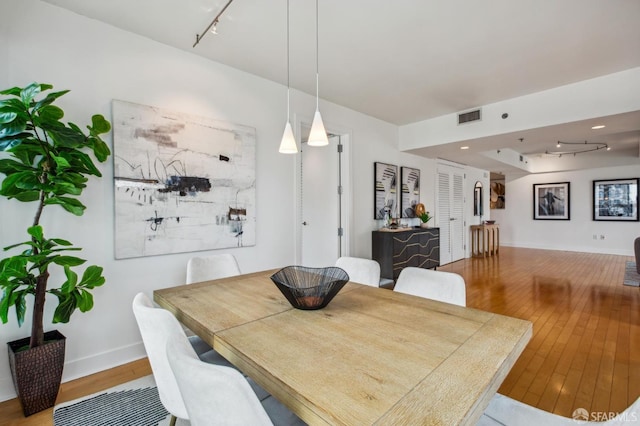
[499,242,633,257]
[0,341,146,403]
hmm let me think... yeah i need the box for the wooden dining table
[154,270,532,425]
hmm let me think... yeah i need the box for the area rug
[624,261,640,287]
[53,375,183,426]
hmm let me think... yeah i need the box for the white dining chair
[186,253,241,284]
[185,253,242,354]
[335,256,381,287]
[133,292,240,426]
[477,393,640,425]
[394,267,466,306]
[167,332,306,426]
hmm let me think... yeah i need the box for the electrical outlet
[593,235,597,240]
[600,235,605,240]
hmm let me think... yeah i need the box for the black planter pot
[7,330,66,416]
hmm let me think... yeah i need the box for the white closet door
[437,165,465,265]
[437,171,451,264]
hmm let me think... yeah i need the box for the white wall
[492,164,640,255]
[399,67,640,151]
[0,0,437,401]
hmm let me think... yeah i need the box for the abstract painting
[400,166,420,218]
[374,162,397,220]
[112,100,256,259]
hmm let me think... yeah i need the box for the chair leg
[169,415,177,426]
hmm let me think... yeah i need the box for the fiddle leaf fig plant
[0,82,111,349]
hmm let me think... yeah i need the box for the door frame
[293,114,352,265]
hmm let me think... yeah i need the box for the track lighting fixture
[193,0,235,48]
[545,140,609,157]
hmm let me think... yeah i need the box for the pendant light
[279,0,298,154]
[307,0,329,147]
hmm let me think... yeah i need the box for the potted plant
[419,211,433,228]
[0,83,111,416]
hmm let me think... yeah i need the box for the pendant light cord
[315,0,319,110]
[287,0,291,119]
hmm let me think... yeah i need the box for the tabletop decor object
[270,266,349,310]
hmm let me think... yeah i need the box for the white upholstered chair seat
[477,393,640,425]
[335,256,381,287]
[167,332,305,426]
[394,267,466,306]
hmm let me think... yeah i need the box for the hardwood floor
[1,247,637,424]
[438,247,640,418]
[0,358,151,426]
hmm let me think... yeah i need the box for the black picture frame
[593,178,639,221]
[400,166,420,218]
[533,182,570,220]
[374,162,397,219]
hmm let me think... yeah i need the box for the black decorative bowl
[270,266,350,310]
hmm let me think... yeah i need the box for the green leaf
[44,196,86,215]
[52,293,76,323]
[64,150,100,176]
[0,257,28,280]
[50,238,73,246]
[12,190,40,202]
[45,126,85,148]
[0,86,22,96]
[52,256,86,267]
[52,155,71,169]
[90,138,111,163]
[0,137,26,151]
[89,115,111,135]
[76,289,94,312]
[38,105,64,122]
[61,266,78,294]
[13,291,26,327]
[33,89,69,111]
[79,265,105,289]
[0,111,17,124]
[0,115,27,139]
[27,225,44,242]
[20,83,42,106]
[0,159,31,174]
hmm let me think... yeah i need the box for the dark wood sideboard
[372,227,440,281]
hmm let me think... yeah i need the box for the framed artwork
[374,162,397,219]
[533,182,570,220]
[400,167,420,218]
[593,178,639,221]
[490,180,505,209]
[112,100,256,259]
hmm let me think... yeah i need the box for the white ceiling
[41,0,640,174]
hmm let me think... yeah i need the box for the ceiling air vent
[458,109,481,125]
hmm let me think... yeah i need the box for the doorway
[296,132,349,267]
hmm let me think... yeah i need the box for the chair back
[166,332,274,426]
[335,256,381,287]
[186,253,241,284]
[132,292,193,420]
[394,267,466,306]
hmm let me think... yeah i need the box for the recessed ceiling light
[591,125,605,129]
[460,146,469,150]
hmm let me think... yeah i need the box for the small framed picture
[533,182,570,220]
[400,167,420,218]
[374,162,397,219]
[593,178,639,221]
